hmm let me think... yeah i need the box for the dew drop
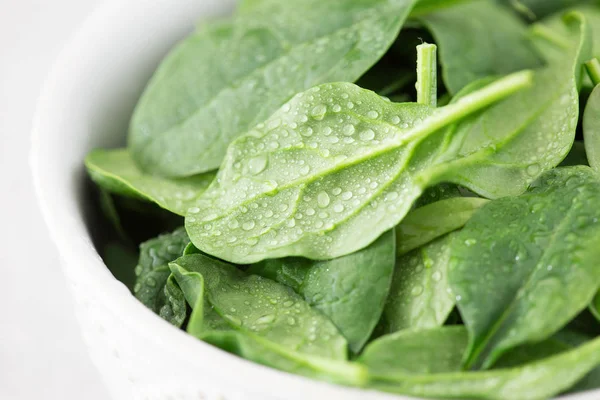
[360,129,375,141]
[305,208,316,216]
[343,124,356,136]
[333,204,345,213]
[526,164,541,176]
[242,221,256,231]
[248,155,268,175]
[255,314,276,324]
[224,315,242,326]
[287,317,296,325]
[311,104,327,120]
[367,110,379,119]
[332,187,342,196]
[410,285,423,297]
[432,271,442,282]
[317,192,331,208]
[341,191,353,200]
[391,116,401,124]
[188,207,200,214]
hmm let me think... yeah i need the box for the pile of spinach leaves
[85,0,600,398]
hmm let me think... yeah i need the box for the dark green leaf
[248,229,396,353]
[361,326,600,400]
[169,254,368,385]
[420,0,542,94]
[449,167,600,369]
[584,85,600,171]
[134,227,190,327]
[396,197,489,255]
[421,12,591,198]
[382,234,456,333]
[128,0,419,177]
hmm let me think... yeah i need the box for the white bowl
[30,1,599,399]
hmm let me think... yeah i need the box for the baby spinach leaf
[396,197,489,255]
[449,167,600,369]
[360,326,467,376]
[381,234,456,333]
[134,227,190,327]
[169,254,368,385]
[169,254,347,358]
[248,229,396,353]
[85,149,215,216]
[409,0,477,17]
[361,325,600,400]
[420,12,592,198]
[128,0,419,177]
[419,0,542,94]
[186,73,532,263]
[503,0,595,19]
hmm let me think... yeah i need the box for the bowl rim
[28,0,600,399]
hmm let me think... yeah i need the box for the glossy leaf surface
[450,167,600,369]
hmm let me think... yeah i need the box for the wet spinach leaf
[584,59,600,171]
[134,227,190,327]
[449,167,600,369]
[86,149,215,216]
[421,12,591,198]
[381,233,456,333]
[420,0,542,94]
[361,325,600,400]
[128,0,419,177]
[186,73,531,263]
[396,197,489,255]
[169,254,367,385]
[248,229,396,353]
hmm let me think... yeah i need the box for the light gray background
[0,1,109,398]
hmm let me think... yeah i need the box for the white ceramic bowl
[30,1,599,399]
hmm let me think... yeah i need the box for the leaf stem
[416,43,438,107]
[585,58,600,86]
[402,70,533,147]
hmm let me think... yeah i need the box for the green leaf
[381,234,456,333]
[85,149,215,216]
[396,197,489,255]
[360,326,467,376]
[128,0,419,177]
[170,254,348,359]
[248,229,396,353]
[503,0,596,19]
[409,0,478,17]
[449,167,600,369]
[421,12,592,198]
[419,0,542,94]
[169,254,368,385]
[186,73,532,263]
[584,59,600,172]
[133,227,190,327]
[361,326,600,400]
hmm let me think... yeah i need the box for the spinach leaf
[169,254,368,385]
[128,0,419,177]
[134,227,190,327]
[584,59,600,171]
[381,234,456,333]
[248,229,396,353]
[449,167,600,369]
[420,0,542,94]
[186,73,531,263]
[409,0,478,17]
[360,326,467,376]
[421,12,591,198]
[361,326,600,400]
[503,0,595,19]
[396,197,489,255]
[85,149,214,216]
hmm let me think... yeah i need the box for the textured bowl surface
[30,1,599,399]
